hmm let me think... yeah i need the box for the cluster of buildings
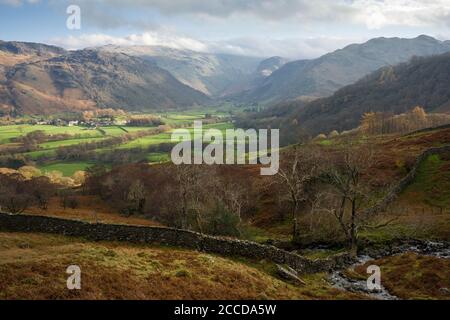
[33,118,127,128]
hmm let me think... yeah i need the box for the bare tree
[169,164,206,230]
[125,180,146,215]
[319,144,395,257]
[0,174,32,214]
[276,146,322,243]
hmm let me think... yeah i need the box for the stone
[276,264,306,285]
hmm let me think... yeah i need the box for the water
[329,255,398,300]
[328,241,449,300]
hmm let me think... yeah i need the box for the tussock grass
[0,232,364,300]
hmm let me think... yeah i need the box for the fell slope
[0,42,210,115]
[235,35,450,104]
[96,45,264,97]
[0,232,361,300]
[240,52,450,140]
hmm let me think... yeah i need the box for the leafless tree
[276,146,322,243]
[0,174,32,214]
[319,144,395,257]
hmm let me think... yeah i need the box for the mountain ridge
[0,43,210,115]
[95,45,267,97]
[232,35,450,105]
[238,51,450,143]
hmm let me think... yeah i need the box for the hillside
[239,52,450,141]
[248,127,450,245]
[0,40,65,66]
[96,45,266,97]
[0,43,210,115]
[0,232,361,300]
[234,35,450,104]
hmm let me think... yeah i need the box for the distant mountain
[239,52,450,142]
[0,42,210,115]
[0,40,65,58]
[234,35,450,105]
[95,45,264,97]
[256,56,288,78]
[220,56,289,97]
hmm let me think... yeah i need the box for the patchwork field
[0,111,234,176]
[0,124,101,143]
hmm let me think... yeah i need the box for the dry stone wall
[0,212,352,274]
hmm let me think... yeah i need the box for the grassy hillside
[245,128,450,244]
[239,52,450,143]
[402,153,450,208]
[0,232,363,300]
[1,47,210,115]
[234,35,450,105]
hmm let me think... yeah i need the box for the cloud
[50,31,209,53]
[49,31,362,59]
[4,0,450,30]
[0,0,39,5]
[350,0,450,30]
[60,0,450,30]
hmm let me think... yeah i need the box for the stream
[327,240,450,300]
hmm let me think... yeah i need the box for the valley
[1,33,450,302]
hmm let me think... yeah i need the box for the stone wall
[0,212,352,274]
[364,145,450,215]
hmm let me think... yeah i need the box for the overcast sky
[1,0,450,59]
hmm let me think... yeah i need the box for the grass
[402,153,450,208]
[350,253,450,300]
[38,162,94,176]
[26,196,160,226]
[1,114,234,169]
[0,232,365,300]
[114,122,234,150]
[147,153,171,163]
[0,125,101,143]
[115,132,173,149]
[38,137,107,149]
[318,139,333,146]
[249,129,450,246]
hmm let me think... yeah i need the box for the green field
[39,137,107,149]
[38,162,94,176]
[147,153,171,163]
[0,125,101,143]
[1,111,235,174]
[109,123,235,150]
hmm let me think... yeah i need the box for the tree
[328,130,340,138]
[276,146,322,243]
[168,165,205,230]
[205,201,241,237]
[124,180,146,216]
[84,164,108,196]
[315,133,327,140]
[72,171,86,186]
[319,144,393,257]
[18,166,42,179]
[26,176,55,210]
[0,174,32,214]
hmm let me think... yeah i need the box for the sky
[1,0,450,59]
